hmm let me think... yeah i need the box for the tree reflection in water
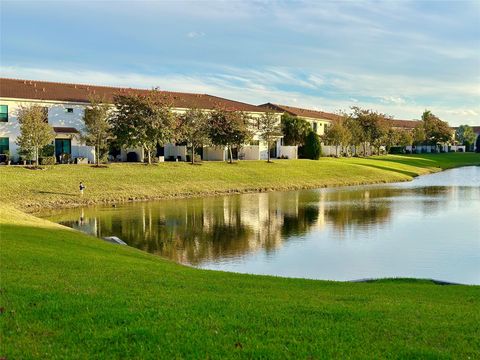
[47,185,459,265]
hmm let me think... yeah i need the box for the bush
[40,156,56,165]
[389,146,405,154]
[458,148,464,153]
[301,131,321,160]
[42,144,55,157]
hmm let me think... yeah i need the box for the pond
[42,166,480,285]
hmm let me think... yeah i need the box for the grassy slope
[1,206,479,359]
[1,153,479,211]
[1,154,480,358]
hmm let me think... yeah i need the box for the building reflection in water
[46,184,469,266]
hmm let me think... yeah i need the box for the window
[0,137,9,154]
[313,122,318,133]
[42,107,49,123]
[0,105,8,122]
[66,108,74,113]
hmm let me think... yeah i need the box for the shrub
[40,156,56,165]
[42,144,55,157]
[301,131,321,160]
[458,148,464,153]
[389,146,405,154]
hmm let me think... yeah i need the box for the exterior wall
[302,116,330,136]
[0,97,94,162]
[164,144,187,161]
[203,146,226,161]
[279,146,297,159]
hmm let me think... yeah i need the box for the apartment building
[0,78,283,163]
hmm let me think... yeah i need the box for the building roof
[0,78,264,112]
[388,119,421,129]
[260,103,423,130]
[259,103,341,121]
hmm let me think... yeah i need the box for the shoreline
[0,154,478,213]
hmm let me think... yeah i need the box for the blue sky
[1,0,479,125]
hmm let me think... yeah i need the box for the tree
[455,125,476,151]
[476,135,480,153]
[343,115,363,156]
[412,123,426,147]
[82,97,111,165]
[281,113,311,146]
[110,90,175,164]
[16,104,54,166]
[258,110,282,162]
[421,110,452,147]
[397,129,413,148]
[177,108,209,164]
[351,107,389,156]
[208,109,252,163]
[323,120,350,156]
[302,131,321,160]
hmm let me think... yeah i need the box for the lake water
[43,166,480,285]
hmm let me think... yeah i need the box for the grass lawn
[1,206,479,359]
[1,153,480,358]
[1,153,479,211]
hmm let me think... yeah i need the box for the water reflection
[43,166,480,284]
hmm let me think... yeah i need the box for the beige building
[0,78,283,163]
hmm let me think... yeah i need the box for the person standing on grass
[79,182,86,196]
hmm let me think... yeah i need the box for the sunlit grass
[1,205,479,358]
[1,153,479,211]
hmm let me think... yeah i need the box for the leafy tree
[16,104,55,166]
[412,123,426,146]
[397,129,413,147]
[455,125,476,151]
[343,115,363,156]
[351,107,389,156]
[421,110,452,147]
[208,109,252,163]
[281,113,311,146]
[110,90,175,164]
[82,97,111,166]
[258,110,282,162]
[476,135,480,153]
[177,108,209,164]
[302,131,321,160]
[323,119,350,156]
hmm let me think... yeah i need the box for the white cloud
[186,31,205,39]
[1,65,479,126]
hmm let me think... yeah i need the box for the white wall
[0,98,88,161]
[203,146,225,161]
[164,144,187,161]
[279,146,297,159]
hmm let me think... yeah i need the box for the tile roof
[0,78,264,112]
[259,103,341,121]
[260,103,423,130]
[388,119,421,129]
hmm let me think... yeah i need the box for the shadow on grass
[353,163,419,177]
[37,191,77,197]
[371,156,439,169]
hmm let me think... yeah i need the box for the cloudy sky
[1,0,479,125]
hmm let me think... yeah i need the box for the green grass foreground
[1,153,480,211]
[1,206,479,359]
[1,153,480,358]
